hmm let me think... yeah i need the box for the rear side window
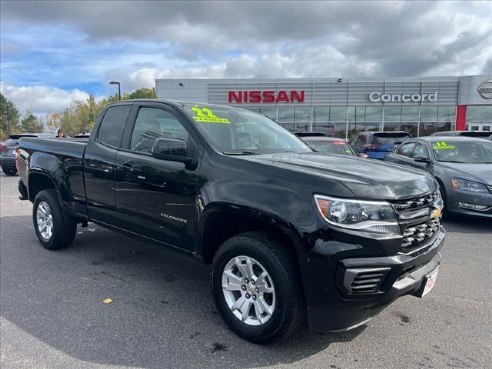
[397,142,416,157]
[97,105,131,148]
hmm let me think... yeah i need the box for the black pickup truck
[17,100,446,343]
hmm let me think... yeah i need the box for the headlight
[314,195,400,235]
[451,178,488,193]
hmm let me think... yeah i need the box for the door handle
[122,161,135,171]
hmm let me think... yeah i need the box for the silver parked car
[385,137,492,218]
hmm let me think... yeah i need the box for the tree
[0,93,21,140]
[21,109,43,133]
[50,87,157,137]
[126,87,156,100]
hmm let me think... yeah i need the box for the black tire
[211,231,303,344]
[2,165,17,176]
[33,189,77,250]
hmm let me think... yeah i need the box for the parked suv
[294,132,357,157]
[352,131,411,160]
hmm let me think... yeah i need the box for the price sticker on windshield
[191,107,230,124]
[433,141,455,150]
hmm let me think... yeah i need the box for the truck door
[84,104,132,225]
[113,103,200,251]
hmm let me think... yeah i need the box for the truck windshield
[432,140,492,163]
[181,104,312,155]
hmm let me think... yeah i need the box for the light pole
[109,81,121,101]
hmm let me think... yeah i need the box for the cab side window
[130,107,189,154]
[97,105,131,148]
[397,142,416,157]
[413,143,429,159]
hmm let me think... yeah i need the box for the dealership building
[155,75,492,140]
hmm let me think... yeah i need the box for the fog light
[457,202,489,211]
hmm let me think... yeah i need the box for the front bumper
[446,187,492,218]
[305,226,446,332]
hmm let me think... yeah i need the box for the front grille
[391,192,442,253]
[487,185,492,194]
[392,192,440,212]
[401,218,440,248]
[343,267,390,295]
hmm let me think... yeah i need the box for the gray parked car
[431,130,491,139]
[0,133,54,175]
[385,137,492,218]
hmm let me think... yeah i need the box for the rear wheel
[211,232,303,344]
[33,189,77,250]
[2,165,17,176]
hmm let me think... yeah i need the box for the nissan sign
[477,80,492,99]
[228,90,305,103]
[369,91,438,103]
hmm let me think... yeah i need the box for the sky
[1,0,491,118]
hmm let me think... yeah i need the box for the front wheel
[33,189,77,250]
[211,232,303,344]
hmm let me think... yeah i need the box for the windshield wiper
[222,150,258,156]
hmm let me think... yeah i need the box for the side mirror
[151,138,194,164]
[414,155,430,163]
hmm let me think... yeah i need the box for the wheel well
[28,173,56,201]
[435,177,447,200]
[201,212,298,265]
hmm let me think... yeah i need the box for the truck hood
[240,152,436,200]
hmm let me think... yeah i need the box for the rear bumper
[305,226,446,332]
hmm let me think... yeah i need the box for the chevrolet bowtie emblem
[431,207,443,219]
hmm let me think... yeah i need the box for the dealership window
[294,107,311,131]
[419,106,437,136]
[355,106,366,122]
[260,107,277,121]
[365,106,383,123]
[437,106,455,122]
[466,106,492,123]
[401,106,419,122]
[244,107,260,114]
[347,106,355,122]
[330,107,347,122]
[420,106,437,122]
[383,106,402,131]
[277,107,295,127]
[384,106,402,122]
[281,123,296,132]
[384,121,402,131]
[313,106,330,123]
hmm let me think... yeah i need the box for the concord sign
[369,91,438,103]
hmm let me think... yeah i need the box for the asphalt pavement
[1,172,491,369]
